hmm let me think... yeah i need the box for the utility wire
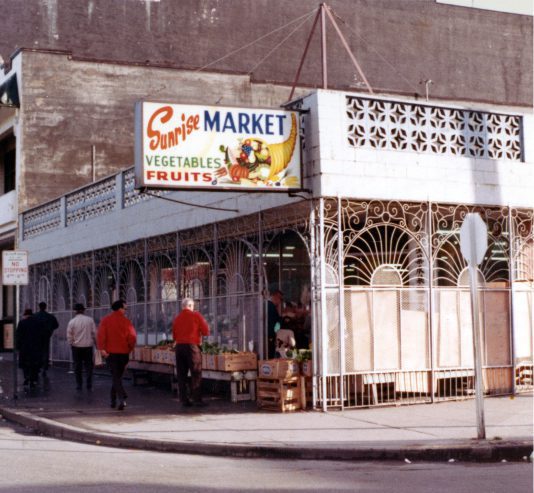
[247,11,316,75]
[140,189,239,213]
[329,8,425,95]
[195,8,318,73]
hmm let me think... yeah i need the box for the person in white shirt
[66,303,97,391]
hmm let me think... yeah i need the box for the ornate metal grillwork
[431,204,510,286]
[347,97,522,161]
[180,246,213,299]
[20,197,533,407]
[323,200,429,287]
[72,268,92,308]
[218,240,259,295]
[511,209,533,283]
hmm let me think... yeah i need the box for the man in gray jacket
[66,303,97,391]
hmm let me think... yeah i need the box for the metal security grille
[314,198,531,410]
[21,198,533,409]
[24,206,312,365]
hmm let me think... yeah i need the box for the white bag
[94,349,105,367]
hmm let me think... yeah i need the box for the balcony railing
[21,168,159,240]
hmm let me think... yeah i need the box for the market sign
[135,102,302,192]
[2,250,28,285]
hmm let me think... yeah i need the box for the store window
[265,230,311,350]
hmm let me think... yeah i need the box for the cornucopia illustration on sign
[216,113,298,187]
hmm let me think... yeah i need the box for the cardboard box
[217,352,258,372]
[258,359,300,379]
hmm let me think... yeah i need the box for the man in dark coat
[16,309,47,388]
[34,302,59,377]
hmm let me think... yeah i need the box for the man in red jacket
[172,297,210,407]
[97,299,137,411]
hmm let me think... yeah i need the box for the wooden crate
[302,377,312,409]
[132,347,143,361]
[202,354,218,370]
[161,348,175,365]
[151,349,163,363]
[141,347,153,363]
[301,360,313,377]
[258,359,300,379]
[217,352,257,371]
[257,376,301,412]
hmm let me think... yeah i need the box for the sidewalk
[0,356,532,462]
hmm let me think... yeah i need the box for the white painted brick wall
[311,90,534,208]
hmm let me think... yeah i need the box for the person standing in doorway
[66,303,97,391]
[34,302,59,378]
[97,300,137,411]
[267,290,283,359]
[172,298,210,408]
[16,308,47,388]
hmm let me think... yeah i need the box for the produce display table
[128,360,177,391]
[202,369,257,403]
[127,360,257,402]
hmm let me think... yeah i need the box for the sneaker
[110,399,117,409]
[117,401,126,411]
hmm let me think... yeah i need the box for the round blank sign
[459,213,488,266]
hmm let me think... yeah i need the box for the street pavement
[0,355,532,462]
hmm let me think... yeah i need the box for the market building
[0,1,532,409]
[16,86,534,409]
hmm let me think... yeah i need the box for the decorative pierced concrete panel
[347,96,522,161]
[66,176,117,225]
[23,200,62,239]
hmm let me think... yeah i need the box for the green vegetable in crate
[200,341,221,354]
[296,349,312,363]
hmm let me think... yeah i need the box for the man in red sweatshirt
[97,299,137,411]
[172,297,210,407]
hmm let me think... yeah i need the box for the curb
[1,406,532,462]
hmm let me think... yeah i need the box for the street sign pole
[2,250,29,402]
[460,213,488,440]
[467,231,486,440]
[13,285,19,400]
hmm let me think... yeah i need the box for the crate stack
[300,360,313,409]
[257,359,302,412]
